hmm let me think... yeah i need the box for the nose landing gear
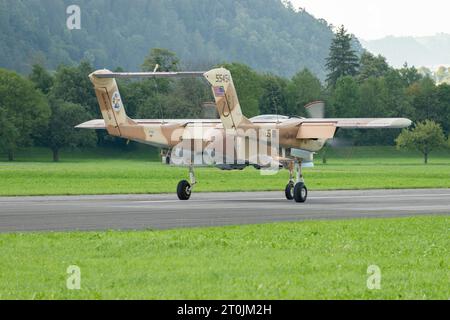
[177,166,196,200]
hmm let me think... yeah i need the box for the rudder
[204,68,252,130]
[89,69,136,137]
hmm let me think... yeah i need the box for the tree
[418,66,432,79]
[142,48,180,72]
[383,69,415,119]
[399,63,422,87]
[358,51,390,82]
[329,75,360,143]
[396,120,447,164]
[258,74,288,116]
[139,48,181,106]
[0,69,50,160]
[51,61,98,117]
[357,77,395,145]
[0,0,343,79]
[407,77,440,123]
[142,76,210,120]
[325,25,360,87]
[136,93,201,119]
[331,76,360,117]
[0,110,20,161]
[29,64,54,94]
[120,79,160,119]
[434,83,450,135]
[435,66,449,84]
[40,100,97,162]
[220,63,263,117]
[287,68,323,116]
[172,78,210,118]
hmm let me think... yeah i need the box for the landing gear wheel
[285,183,294,200]
[177,180,191,200]
[294,182,308,203]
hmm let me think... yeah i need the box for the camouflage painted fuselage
[78,67,412,168]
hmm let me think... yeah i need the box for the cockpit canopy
[250,115,289,121]
[249,115,303,122]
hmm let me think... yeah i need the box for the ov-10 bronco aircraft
[77,67,412,202]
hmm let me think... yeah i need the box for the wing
[294,118,412,140]
[300,118,412,129]
[334,118,412,129]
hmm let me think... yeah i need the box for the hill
[362,33,450,68]
[0,0,350,78]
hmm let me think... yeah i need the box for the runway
[0,189,449,233]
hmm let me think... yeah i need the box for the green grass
[0,147,449,196]
[0,216,448,299]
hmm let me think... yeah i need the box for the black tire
[285,183,294,200]
[177,180,191,200]
[294,182,308,203]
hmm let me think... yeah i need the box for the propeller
[303,101,354,161]
[304,101,325,119]
[326,137,354,148]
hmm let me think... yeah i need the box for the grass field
[0,147,448,300]
[0,216,448,299]
[0,146,449,196]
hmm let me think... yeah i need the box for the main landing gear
[176,163,307,203]
[177,166,196,200]
[285,160,308,203]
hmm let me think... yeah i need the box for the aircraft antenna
[152,64,165,124]
[271,85,280,124]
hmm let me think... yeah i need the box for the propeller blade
[304,101,325,118]
[327,137,354,148]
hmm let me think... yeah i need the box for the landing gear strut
[285,160,308,203]
[177,166,196,200]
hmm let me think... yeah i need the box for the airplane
[77,67,412,203]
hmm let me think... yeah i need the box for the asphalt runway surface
[0,189,449,233]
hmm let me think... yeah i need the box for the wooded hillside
[0,0,357,78]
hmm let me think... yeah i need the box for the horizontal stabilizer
[75,119,106,129]
[92,71,206,79]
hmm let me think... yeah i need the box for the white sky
[290,0,450,40]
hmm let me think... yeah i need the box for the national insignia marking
[213,86,225,97]
[111,91,122,111]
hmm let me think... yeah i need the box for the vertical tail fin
[204,68,252,129]
[89,69,136,137]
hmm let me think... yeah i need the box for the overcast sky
[290,0,450,40]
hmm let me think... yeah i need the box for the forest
[0,0,351,79]
[1,34,449,162]
[1,6,449,163]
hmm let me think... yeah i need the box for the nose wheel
[177,180,192,200]
[177,166,196,201]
